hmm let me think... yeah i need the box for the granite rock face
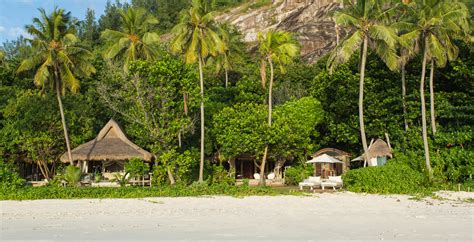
[218,0,343,62]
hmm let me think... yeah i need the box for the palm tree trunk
[225,68,229,88]
[402,64,408,131]
[55,73,73,165]
[259,59,274,186]
[359,36,369,166]
[198,54,205,182]
[167,167,176,185]
[429,60,436,135]
[268,60,274,126]
[420,47,433,181]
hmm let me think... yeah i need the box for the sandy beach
[1,191,473,241]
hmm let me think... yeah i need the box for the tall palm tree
[170,0,224,182]
[257,30,299,186]
[17,8,95,165]
[101,7,160,72]
[327,0,399,165]
[400,0,470,181]
[213,23,244,88]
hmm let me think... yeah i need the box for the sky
[0,0,128,44]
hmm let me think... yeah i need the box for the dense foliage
[0,0,472,196]
[342,162,428,194]
[283,163,314,186]
[0,161,25,193]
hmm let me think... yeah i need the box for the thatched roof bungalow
[60,119,153,174]
[311,148,352,177]
[352,138,393,167]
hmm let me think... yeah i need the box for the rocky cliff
[218,0,343,62]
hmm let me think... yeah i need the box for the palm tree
[170,0,225,182]
[101,7,160,72]
[327,0,399,165]
[257,30,299,186]
[400,0,470,181]
[214,23,244,88]
[17,8,95,165]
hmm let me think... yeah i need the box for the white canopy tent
[306,154,344,164]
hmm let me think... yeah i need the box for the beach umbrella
[306,154,344,164]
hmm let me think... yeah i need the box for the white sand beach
[1,191,473,241]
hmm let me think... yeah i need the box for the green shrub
[113,173,130,187]
[342,162,428,194]
[152,165,169,186]
[125,158,149,179]
[207,165,235,185]
[284,164,314,185]
[0,161,25,192]
[62,165,83,187]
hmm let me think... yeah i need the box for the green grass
[1,184,299,201]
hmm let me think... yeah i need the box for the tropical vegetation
[0,0,472,198]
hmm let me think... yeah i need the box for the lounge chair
[267,173,275,180]
[299,176,321,190]
[322,176,343,190]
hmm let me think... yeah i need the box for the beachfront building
[60,119,153,178]
[311,148,351,178]
[352,138,393,167]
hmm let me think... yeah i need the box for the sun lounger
[322,176,343,190]
[267,173,275,180]
[298,176,321,190]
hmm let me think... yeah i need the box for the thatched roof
[312,148,351,158]
[60,119,153,163]
[367,139,392,159]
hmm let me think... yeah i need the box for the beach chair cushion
[308,176,321,183]
[267,173,275,179]
[328,176,343,185]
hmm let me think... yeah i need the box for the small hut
[60,119,153,175]
[311,148,351,177]
[366,138,392,166]
[352,138,393,166]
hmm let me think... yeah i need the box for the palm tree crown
[17,7,95,94]
[257,30,300,88]
[328,0,399,72]
[212,23,245,87]
[400,0,470,67]
[101,7,160,71]
[170,0,225,64]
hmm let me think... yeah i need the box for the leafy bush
[113,173,130,187]
[207,165,235,185]
[62,165,83,187]
[125,158,149,179]
[152,165,169,186]
[284,164,314,185]
[342,162,428,194]
[0,161,25,192]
